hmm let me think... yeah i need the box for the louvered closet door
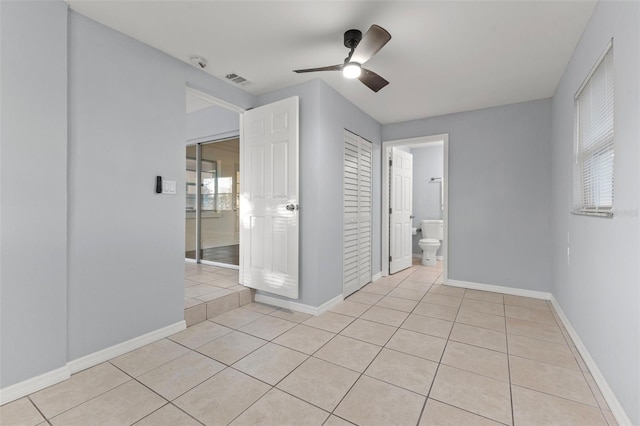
[344,130,372,297]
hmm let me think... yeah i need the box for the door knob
[286,204,296,211]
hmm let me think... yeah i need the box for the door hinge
[389,255,392,262]
[389,159,392,167]
[389,207,392,214]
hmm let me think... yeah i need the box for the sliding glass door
[185,138,240,266]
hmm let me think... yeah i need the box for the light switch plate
[162,180,177,195]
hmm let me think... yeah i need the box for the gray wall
[550,1,640,423]
[317,81,382,304]
[0,0,69,387]
[66,11,255,361]
[0,2,258,390]
[257,79,382,306]
[383,99,553,292]
[410,145,444,255]
[186,104,239,143]
[67,11,185,359]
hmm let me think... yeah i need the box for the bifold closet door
[344,130,372,297]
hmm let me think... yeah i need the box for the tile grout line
[107,362,173,406]
[28,263,614,426]
[26,395,48,424]
[44,361,169,425]
[505,299,516,426]
[323,270,433,422]
[546,300,611,418]
[427,397,513,425]
[27,364,141,422]
[129,402,205,426]
[168,401,208,426]
[415,285,466,425]
[230,261,440,424]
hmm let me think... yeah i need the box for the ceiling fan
[293,25,392,92]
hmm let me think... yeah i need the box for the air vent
[225,73,250,85]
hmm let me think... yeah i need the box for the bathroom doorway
[382,134,449,280]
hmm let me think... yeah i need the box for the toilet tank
[421,220,443,240]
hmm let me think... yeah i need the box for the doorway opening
[185,138,240,266]
[382,134,449,281]
[185,87,243,269]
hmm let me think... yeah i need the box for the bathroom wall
[411,144,444,256]
[550,1,640,422]
[383,98,553,293]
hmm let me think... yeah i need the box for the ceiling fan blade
[358,68,389,92]
[351,24,391,65]
[293,65,342,73]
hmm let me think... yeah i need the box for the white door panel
[344,131,372,297]
[242,97,299,299]
[390,148,413,274]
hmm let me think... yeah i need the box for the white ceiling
[66,1,596,125]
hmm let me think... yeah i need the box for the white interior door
[389,148,413,274]
[344,131,372,297]
[241,97,299,299]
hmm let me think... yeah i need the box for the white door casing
[241,97,299,299]
[344,130,372,297]
[389,148,413,274]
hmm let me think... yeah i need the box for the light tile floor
[1,259,618,426]
[183,263,252,327]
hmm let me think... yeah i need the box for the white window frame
[572,39,614,218]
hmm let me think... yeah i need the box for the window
[573,41,614,217]
[186,157,217,211]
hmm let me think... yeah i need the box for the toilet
[418,220,443,266]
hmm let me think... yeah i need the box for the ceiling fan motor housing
[343,29,362,49]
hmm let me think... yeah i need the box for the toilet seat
[419,238,440,245]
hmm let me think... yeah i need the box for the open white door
[389,148,413,274]
[241,97,299,299]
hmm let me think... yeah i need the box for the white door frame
[382,134,449,282]
[185,86,247,277]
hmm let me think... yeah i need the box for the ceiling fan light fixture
[343,62,362,79]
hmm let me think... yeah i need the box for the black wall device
[155,176,162,194]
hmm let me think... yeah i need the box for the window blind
[573,42,614,216]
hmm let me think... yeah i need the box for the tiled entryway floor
[2,260,618,426]
[183,263,252,327]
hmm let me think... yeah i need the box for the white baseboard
[372,271,383,282]
[0,319,185,405]
[316,294,345,315]
[0,366,70,405]
[446,279,552,300]
[254,294,343,316]
[550,296,632,425]
[68,320,186,374]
